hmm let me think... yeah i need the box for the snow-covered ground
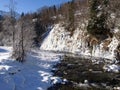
[0,46,63,90]
[0,46,120,90]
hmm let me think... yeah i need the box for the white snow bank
[103,64,120,73]
[0,47,63,90]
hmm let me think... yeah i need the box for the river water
[48,52,120,90]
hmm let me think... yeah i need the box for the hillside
[40,0,120,61]
[40,23,119,61]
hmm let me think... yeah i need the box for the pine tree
[87,0,110,40]
[68,0,75,36]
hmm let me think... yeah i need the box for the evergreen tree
[68,0,75,35]
[87,0,111,39]
[21,12,24,17]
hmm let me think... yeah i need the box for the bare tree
[2,16,13,45]
[15,15,35,62]
[8,0,17,58]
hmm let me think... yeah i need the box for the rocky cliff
[40,23,120,61]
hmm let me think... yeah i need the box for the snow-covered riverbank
[0,46,62,90]
[0,46,120,90]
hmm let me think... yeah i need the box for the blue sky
[0,0,71,14]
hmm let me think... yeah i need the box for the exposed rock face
[40,23,119,61]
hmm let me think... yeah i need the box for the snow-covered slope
[40,23,119,60]
[0,46,62,90]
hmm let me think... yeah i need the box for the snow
[75,11,82,16]
[114,87,120,90]
[0,46,63,90]
[110,13,116,19]
[103,64,120,73]
[114,27,119,33]
[40,23,119,61]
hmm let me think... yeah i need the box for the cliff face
[40,23,120,61]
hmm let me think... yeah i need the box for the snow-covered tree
[87,0,111,40]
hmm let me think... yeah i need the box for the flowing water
[48,53,120,90]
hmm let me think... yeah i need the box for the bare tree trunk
[21,22,25,61]
[11,20,16,57]
[9,0,17,58]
